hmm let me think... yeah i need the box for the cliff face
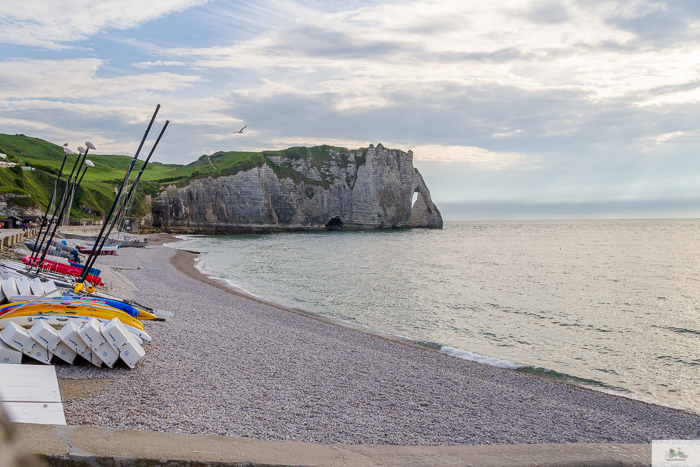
[151,143,442,233]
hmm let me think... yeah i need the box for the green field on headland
[0,133,365,221]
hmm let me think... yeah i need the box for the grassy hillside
[0,134,367,221]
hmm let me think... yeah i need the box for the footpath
[16,423,650,466]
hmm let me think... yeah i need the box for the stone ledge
[15,423,651,467]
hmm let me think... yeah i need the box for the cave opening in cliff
[411,191,419,207]
[325,216,344,230]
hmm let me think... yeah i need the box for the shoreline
[169,241,696,417]
[55,241,700,446]
[170,247,453,356]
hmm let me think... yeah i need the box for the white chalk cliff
[151,144,443,233]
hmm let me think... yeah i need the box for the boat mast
[77,105,160,286]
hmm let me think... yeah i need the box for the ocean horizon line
[439,199,700,221]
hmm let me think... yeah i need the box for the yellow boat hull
[0,302,145,331]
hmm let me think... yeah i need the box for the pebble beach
[55,239,700,446]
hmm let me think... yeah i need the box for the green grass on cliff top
[0,133,371,215]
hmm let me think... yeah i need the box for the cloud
[0,116,54,132]
[522,1,571,24]
[0,59,201,99]
[601,0,700,46]
[646,130,697,144]
[0,0,209,49]
[131,60,188,68]
[493,129,524,138]
[410,145,533,170]
[151,0,700,109]
[2,0,700,214]
[268,137,369,150]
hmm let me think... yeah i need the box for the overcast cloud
[1,0,699,219]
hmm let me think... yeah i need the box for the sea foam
[440,345,522,370]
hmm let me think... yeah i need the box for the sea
[170,219,700,413]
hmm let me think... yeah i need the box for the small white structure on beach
[0,364,66,425]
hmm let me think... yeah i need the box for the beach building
[7,215,22,228]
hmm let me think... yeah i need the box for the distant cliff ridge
[151,143,443,233]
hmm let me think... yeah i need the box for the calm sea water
[172,220,700,413]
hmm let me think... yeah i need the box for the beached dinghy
[21,256,103,286]
[35,238,81,259]
[74,243,118,256]
[61,233,121,246]
[0,293,158,321]
[15,248,73,267]
[58,321,104,367]
[9,291,62,302]
[0,312,150,344]
[53,240,80,257]
[0,298,147,323]
[28,320,77,364]
[0,275,159,321]
[44,280,58,294]
[0,322,53,364]
[58,296,157,320]
[24,239,79,262]
[0,338,22,364]
[0,299,151,343]
[102,318,145,368]
[14,277,32,297]
[67,262,101,276]
[79,319,120,367]
[0,276,62,303]
[29,278,44,296]
[0,260,73,288]
[20,250,103,276]
[2,277,20,300]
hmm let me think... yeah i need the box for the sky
[1,0,699,220]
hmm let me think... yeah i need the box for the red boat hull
[22,256,104,286]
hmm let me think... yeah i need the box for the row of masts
[27,105,169,290]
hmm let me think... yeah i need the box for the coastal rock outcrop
[151,144,443,233]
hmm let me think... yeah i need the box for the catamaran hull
[0,315,151,343]
[21,256,103,285]
[76,245,118,256]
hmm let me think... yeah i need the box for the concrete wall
[0,229,38,251]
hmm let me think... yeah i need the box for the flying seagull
[233,125,247,134]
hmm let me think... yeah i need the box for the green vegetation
[7,196,38,208]
[0,133,371,220]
